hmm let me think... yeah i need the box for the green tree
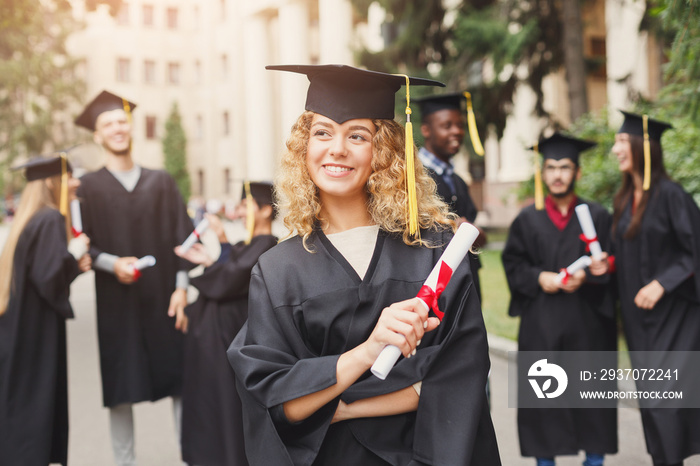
[163,102,191,202]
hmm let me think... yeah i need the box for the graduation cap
[12,154,72,216]
[267,64,445,236]
[527,132,596,210]
[241,181,274,244]
[617,110,673,191]
[74,90,137,131]
[414,92,484,156]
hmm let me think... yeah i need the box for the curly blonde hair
[275,111,456,250]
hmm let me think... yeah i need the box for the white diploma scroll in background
[132,255,156,271]
[556,255,593,285]
[180,217,210,253]
[370,223,480,380]
[70,199,83,237]
[574,204,602,260]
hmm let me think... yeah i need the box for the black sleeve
[502,213,543,301]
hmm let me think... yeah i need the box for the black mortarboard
[12,155,73,181]
[240,181,274,206]
[74,90,137,131]
[617,110,672,141]
[529,132,597,164]
[266,64,444,123]
[414,92,465,117]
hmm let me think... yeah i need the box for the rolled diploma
[371,222,480,380]
[132,255,156,271]
[574,204,602,260]
[180,218,210,253]
[70,199,83,237]
[556,255,592,285]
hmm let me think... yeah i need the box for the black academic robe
[228,228,501,466]
[424,167,482,300]
[181,235,277,466]
[501,198,617,458]
[0,208,81,466]
[77,167,193,407]
[613,178,700,464]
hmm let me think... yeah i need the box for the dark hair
[612,134,668,239]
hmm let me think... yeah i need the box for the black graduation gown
[613,179,700,464]
[181,235,277,466]
[501,199,617,457]
[77,167,193,407]
[0,208,81,466]
[228,228,501,466]
[424,167,482,300]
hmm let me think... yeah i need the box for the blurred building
[66,0,662,226]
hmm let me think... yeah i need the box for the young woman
[227,64,501,465]
[176,182,278,466]
[0,155,91,466]
[591,111,700,466]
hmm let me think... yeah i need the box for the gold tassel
[395,75,420,238]
[463,92,484,156]
[123,98,133,151]
[244,181,255,244]
[59,153,69,217]
[533,143,544,210]
[643,114,651,191]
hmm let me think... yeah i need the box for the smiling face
[93,109,132,156]
[421,108,466,162]
[612,132,633,174]
[306,113,376,205]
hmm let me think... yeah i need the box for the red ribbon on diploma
[578,233,598,253]
[559,268,571,285]
[132,268,142,281]
[71,227,82,238]
[416,260,453,321]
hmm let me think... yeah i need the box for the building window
[166,7,178,29]
[220,0,226,21]
[116,58,131,82]
[195,114,203,140]
[193,6,200,30]
[143,4,154,26]
[117,3,129,25]
[198,169,205,196]
[222,111,230,136]
[221,54,228,80]
[144,60,156,84]
[194,60,201,85]
[224,168,231,195]
[167,62,180,85]
[145,116,157,139]
[588,37,607,79]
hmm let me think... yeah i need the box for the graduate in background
[0,156,91,466]
[590,111,700,466]
[74,91,194,466]
[175,181,278,466]
[415,92,486,299]
[502,133,617,466]
[228,64,500,465]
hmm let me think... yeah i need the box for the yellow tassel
[59,153,69,217]
[394,75,420,238]
[533,143,544,210]
[643,114,651,191]
[123,98,133,152]
[244,181,255,245]
[463,92,484,156]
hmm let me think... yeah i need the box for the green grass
[479,249,519,341]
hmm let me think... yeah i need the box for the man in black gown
[74,91,193,466]
[415,92,484,299]
[502,133,617,466]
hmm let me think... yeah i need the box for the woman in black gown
[0,155,91,466]
[227,64,501,465]
[591,111,700,466]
